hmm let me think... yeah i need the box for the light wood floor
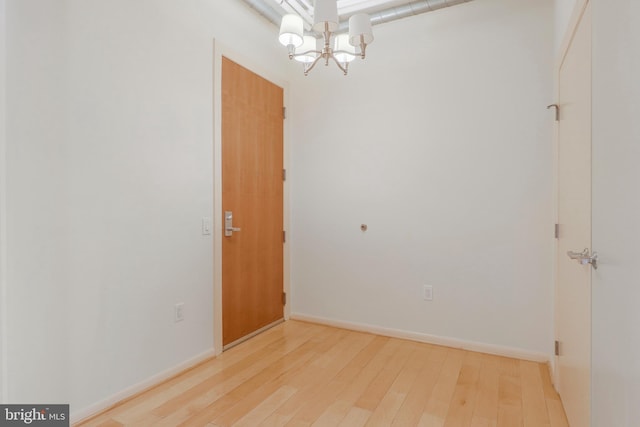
[77,321,569,427]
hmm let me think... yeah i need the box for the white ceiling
[271,0,418,25]
[336,0,418,15]
[245,0,474,30]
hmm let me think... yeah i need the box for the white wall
[592,1,640,425]
[289,0,555,356]
[4,0,291,417]
[6,0,72,405]
[554,0,577,54]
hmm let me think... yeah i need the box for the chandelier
[278,0,374,76]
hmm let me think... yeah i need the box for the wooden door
[221,57,284,348]
[556,3,592,426]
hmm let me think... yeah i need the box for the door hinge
[283,107,286,119]
[283,169,287,181]
[554,223,560,239]
[283,230,286,243]
[282,292,287,305]
[555,340,560,356]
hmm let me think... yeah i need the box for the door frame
[552,0,590,388]
[212,39,291,355]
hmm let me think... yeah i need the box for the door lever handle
[567,248,589,260]
[224,211,241,237]
[567,248,598,269]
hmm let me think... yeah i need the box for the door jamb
[552,0,590,389]
[212,39,291,355]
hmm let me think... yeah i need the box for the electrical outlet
[175,303,185,322]
[423,285,433,301]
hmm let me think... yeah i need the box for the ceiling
[276,0,421,21]
[244,0,474,30]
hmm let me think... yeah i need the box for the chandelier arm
[290,49,322,59]
[329,54,349,76]
[333,50,358,56]
[303,54,324,76]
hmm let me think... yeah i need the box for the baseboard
[71,348,216,425]
[290,313,550,363]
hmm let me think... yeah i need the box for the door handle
[224,211,241,237]
[567,248,598,269]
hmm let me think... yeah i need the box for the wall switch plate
[202,217,212,235]
[175,303,185,322]
[423,285,433,301]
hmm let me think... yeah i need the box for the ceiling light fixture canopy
[278,0,374,76]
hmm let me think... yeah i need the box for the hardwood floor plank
[469,418,496,427]
[418,411,445,427]
[520,360,551,427]
[155,326,328,425]
[210,330,362,426]
[284,337,402,425]
[310,400,352,427]
[421,348,466,425]
[151,336,291,417]
[496,356,523,427]
[470,354,500,426]
[233,385,298,427]
[364,390,406,426]
[497,402,523,427]
[74,321,569,427]
[443,351,483,427]
[366,343,432,425]
[338,407,372,427]
[538,363,560,401]
[333,339,403,408]
[260,333,382,426]
[391,345,447,426]
[355,342,415,411]
[258,414,291,427]
[79,324,309,427]
[177,332,332,426]
[546,398,570,427]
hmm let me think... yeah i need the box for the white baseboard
[71,348,216,424]
[290,313,550,363]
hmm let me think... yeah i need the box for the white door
[556,3,592,427]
